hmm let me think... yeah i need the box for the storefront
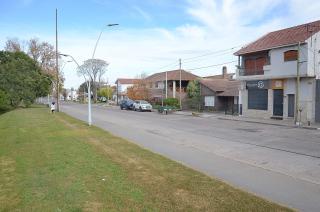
[246,80,269,111]
[242,79,285,119]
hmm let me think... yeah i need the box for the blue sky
[1,0,320,89]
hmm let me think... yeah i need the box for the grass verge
[0,107,293,211]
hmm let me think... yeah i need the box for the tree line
[0,38,58,112]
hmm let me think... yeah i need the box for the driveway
[61,102,320,211]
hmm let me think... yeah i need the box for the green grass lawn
[0,106,293,211]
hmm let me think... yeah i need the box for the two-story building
[145,69,199,102]
[235,20,320,124]
[115,78,140,103]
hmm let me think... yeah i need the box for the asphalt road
[61,102,320,211]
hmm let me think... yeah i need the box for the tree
[98,87,113,100]
[4,37,63,99]
[77,59,109,102]
[28,38,57,76]
[127,73,150,100]
[5,38,24,52]
[0,51,51,110]
[187,80,200,98]
[78,82,87,102]
[0,90,11,112]
[186,80,201,111]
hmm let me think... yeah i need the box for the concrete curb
[173,111,320,130]
[218,117,320,130]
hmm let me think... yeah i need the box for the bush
[163,98,179,108]
[0,90,11,112]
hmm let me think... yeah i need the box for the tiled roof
[203,73,234,80]
[115,78,140,84]
[200,79,240,97]
[235,20,320,55]
[146,69,199,82]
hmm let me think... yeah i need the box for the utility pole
[295,42,301,125]
[117,80,119,105]
[55,8,60,112]
[179,58,182,110]
[165,71,168,99]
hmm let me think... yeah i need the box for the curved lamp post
[60,53,93,126]
[92,24,119,59]
[60,23,118,126]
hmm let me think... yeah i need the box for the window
[284,50,298,61]
[204,96,215,107]
[248,89,268,110]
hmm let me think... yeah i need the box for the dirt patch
[83,201,103,212]
[55,116,78,129]
[174,188,209,209]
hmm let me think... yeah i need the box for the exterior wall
[118,83,133,93]
[316,80,320,122]
[200,84,230,112]
[306,31,320,78]
[149,80,189,99]
[240,78,316,123]
[263,45,308,77]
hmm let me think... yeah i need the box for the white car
[133,100,152,112]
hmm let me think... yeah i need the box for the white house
[66,89,78,101]
[235,20,320,124]
[115,78,139,103]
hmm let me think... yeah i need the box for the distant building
[200,67,240,114]
[145,69,199,102]
[66,89,78,101]
[115,78,140,103]
[235,20,320,123]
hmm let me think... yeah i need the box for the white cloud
[2,0,320,89]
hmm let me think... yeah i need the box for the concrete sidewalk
[174,111,320,130]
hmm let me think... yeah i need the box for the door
[288,94,295,118]
[273,90,283,116]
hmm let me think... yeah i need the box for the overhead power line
[149,45,243,73]
[186,60,238,71]
[182,50,236,65]
[182,45,243,62]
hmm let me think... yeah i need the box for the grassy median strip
[0,106,292,211]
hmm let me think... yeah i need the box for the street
[61,102,320,212]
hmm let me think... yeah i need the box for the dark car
[120,99,135,110]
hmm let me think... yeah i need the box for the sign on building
[271,79,284,89]
[246,80,270,89]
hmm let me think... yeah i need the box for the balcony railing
[238,68,264,76]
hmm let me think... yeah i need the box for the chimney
[222,66,227,79]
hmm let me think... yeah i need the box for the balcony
[238,68,264,76]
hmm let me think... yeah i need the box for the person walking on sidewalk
[50,102,56,114]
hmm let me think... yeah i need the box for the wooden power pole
[55,8,60,112]
[295,42,300,125]
[179,58,182,110]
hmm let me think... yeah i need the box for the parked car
[120,99,135,110]
[133,100,152,112]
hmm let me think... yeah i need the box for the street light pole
[60,24,118,126]
[60,54,92,126]
[92,23,119,59]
